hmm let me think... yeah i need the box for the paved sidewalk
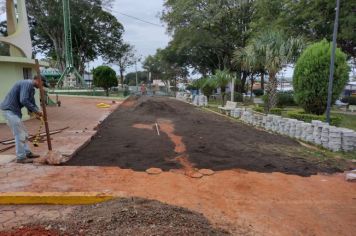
[0,96,121,163]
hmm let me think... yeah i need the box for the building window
[23,68,32,80]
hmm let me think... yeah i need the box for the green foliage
[143,48,188,84]
[293,40,350,115]
[253,89,264,96]
[250,0,356,58]
[341,96,356,105]
[269,108,283,116]
[263,92,296,108]
[207,70,234,89]
[226,92,243,102]
[250,30,304,111]
[287,111,342,126]
[27,0,124,73]
[207,70,234,105]
[93,66,118,96]
[253,106,264,113]
[125,71,148,85]
[161,0,254,74]
[276,91,296,108]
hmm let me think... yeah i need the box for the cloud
[90,0,171,73]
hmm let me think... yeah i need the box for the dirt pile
[67,96,348,176]
[29,198,229,236]
[133,99,178,116]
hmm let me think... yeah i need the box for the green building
[0,0,47,123]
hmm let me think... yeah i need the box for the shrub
[253,106,264,113]
[270,108,283,115]
[276,91,296,108]
[202,84,215,97]
[293,40,350,115]
[341,96,356,105]
[253,89,264,96]
[287,111,342,126]
[93,66,118,96]
[226,92,243,102]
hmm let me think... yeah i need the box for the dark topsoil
[1,198,229,236]
[66,96,345,176]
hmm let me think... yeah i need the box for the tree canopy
[25,0,124,74]
[93,65,118,96]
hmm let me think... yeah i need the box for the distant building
[84,71,93,87]
[343,81,356,97]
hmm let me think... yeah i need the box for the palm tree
[234,45,261,100]
[207,69,234,106]
[253,31,304,111]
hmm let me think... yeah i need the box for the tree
[161,0,254,79]
[207,69,234,105]
[125,71,148,86]
[26,0,124,73]
[253,31,304,111]
[191,77,215,98]
[293,40,349,115]
[93,66,118,96]
[233,43,266,99]
[104,43,135,87]
[251,0,356,59]
[143,48,188,91]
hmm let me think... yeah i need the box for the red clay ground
[67,96,349,177]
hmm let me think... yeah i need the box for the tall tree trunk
[260,72,265,92]
[120,69,124,88]
[106,88,109,97]
[236,71,248,93]
[250,77,255,100]
[221,86,226,106]
[266,73,278,112]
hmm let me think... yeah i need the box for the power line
[103,7,164,28]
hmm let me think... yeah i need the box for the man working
[0,76,48,163]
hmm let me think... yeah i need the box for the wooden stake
[34,59,52,151]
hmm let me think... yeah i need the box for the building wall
[0,62,39,123]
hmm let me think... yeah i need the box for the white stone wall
[176,93,208,107]
[230,108,356,152]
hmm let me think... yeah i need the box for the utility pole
[135,60,138,91]
[326,0,340,124]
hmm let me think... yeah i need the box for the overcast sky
[91,0,171,73]
[1,0,170,74]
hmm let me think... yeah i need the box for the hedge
[270,108,283,115]
[287,111,342,126]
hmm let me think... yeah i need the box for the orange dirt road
[1,164,355,235]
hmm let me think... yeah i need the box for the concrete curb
[0,192,126,205]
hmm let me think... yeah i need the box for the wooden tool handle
[34,59,52,151]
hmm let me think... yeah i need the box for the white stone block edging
[228,108,356,152]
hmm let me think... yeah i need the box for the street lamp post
[326,0,340,124]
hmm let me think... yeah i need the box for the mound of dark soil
[67,96,347,176]
[133,99,177,116]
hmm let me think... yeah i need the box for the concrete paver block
[0,155,16,165]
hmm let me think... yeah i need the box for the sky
[0,0,170,74]
[90,0,171,73]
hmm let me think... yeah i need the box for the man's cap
[34,75,49,88]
